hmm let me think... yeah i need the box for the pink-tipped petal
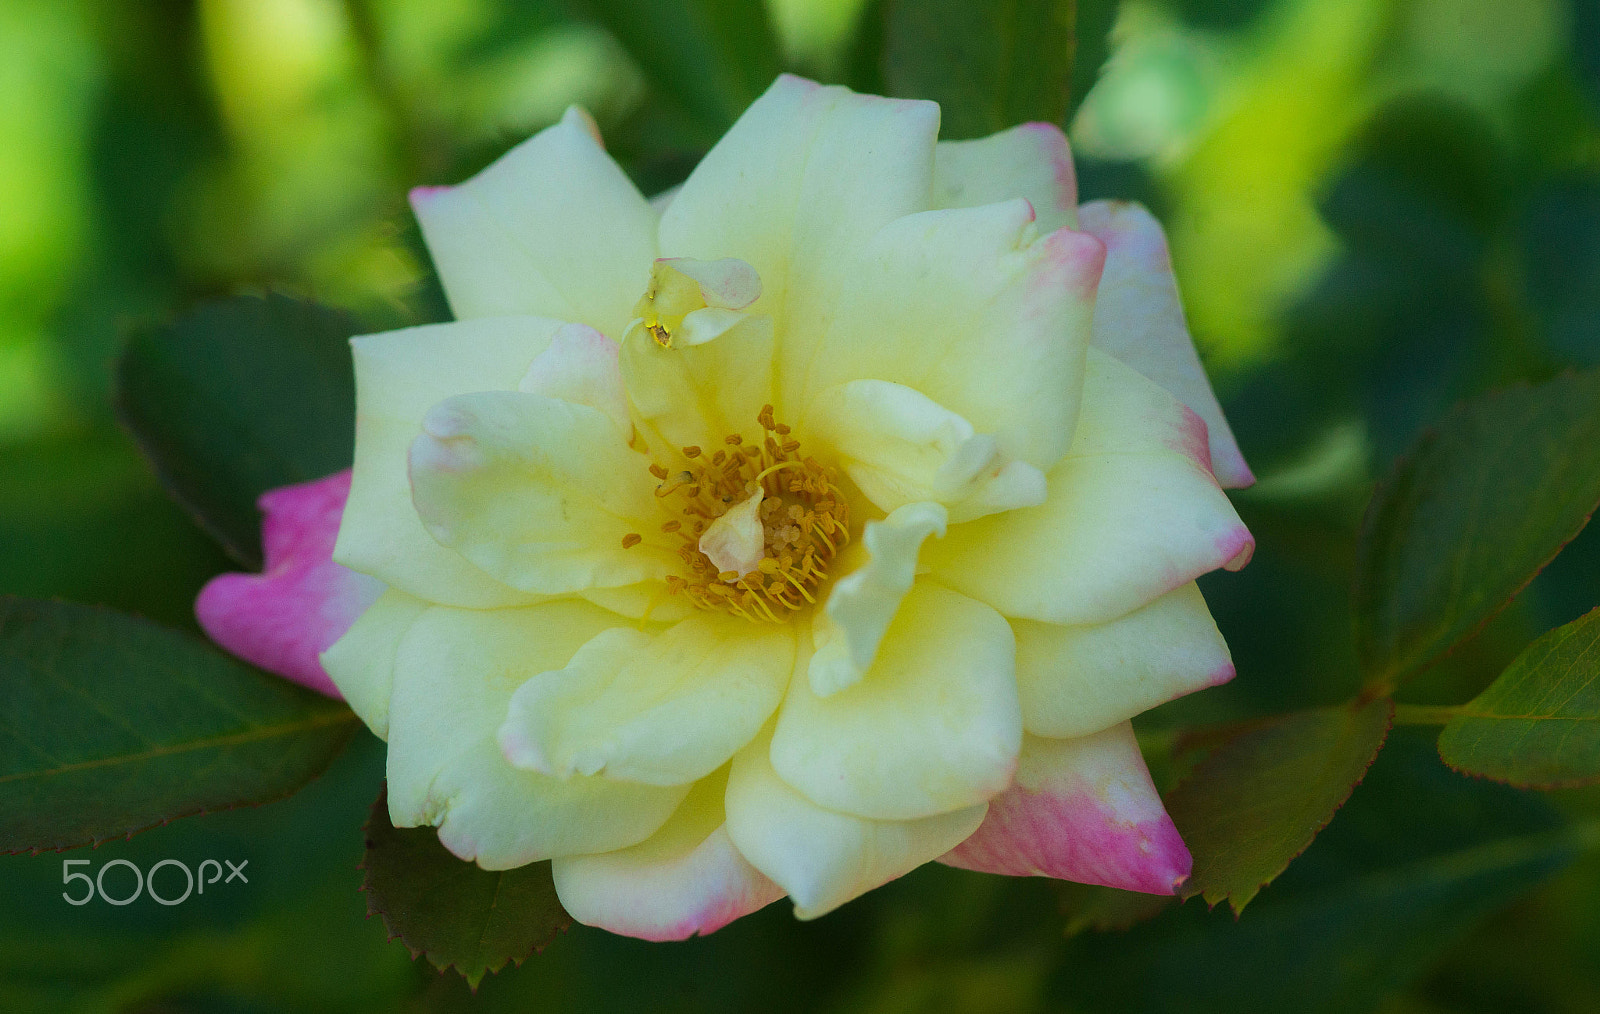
[518,322,630,434]
[196,470,384,697]
[941,725,1191,896]
[552,773,784,941]
[932,121,1080,233]
[1079,199,1253,489]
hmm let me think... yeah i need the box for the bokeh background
[3,0,1600,1010]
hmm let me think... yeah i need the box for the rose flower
[199,74,1253,941]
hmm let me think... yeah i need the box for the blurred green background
[3,0,1600,1010]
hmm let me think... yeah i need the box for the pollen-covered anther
[649,406,849,621]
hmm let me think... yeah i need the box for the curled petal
[517,322,631,435]
[804,199,1104,471]
[338,316,570,608]
[499,614,795,786]
[197,470,384,697]
[386,601,687,868]
[410,106,656,336]
[808,501,947,696]
[1079,199,1253,488]
[774,582,1020,821]
[805,380,1047,522]
[552,770,784,941]
[408,391,675,595]
[941,725,1191,895]
[726,726,987,920]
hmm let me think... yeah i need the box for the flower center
[627,405,850,622]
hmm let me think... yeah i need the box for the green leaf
[1165,698,1393,912]
[1056,881,1171,937]
[1438,607,1600,788]
[115,293,361,569]
[0,597,357,853]
[1053,731,1581,1014]
[1355,369,1600,687]
[360,788,570,988]
[884,0,1077,140]
[579,0,784,138]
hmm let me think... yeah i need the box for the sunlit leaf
[883,0,1077,140]
[360,789,569,988]
[0,597,357,853]
[1165,698,1393,912]
[115,293,360,568]
[1438,607,1600,788]
[1354,369,1600,687]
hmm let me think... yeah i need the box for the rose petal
[1079,199,1253,488]
[552,769,784,941]
[196,470,383,697]
[924,348,1254,626]
[1014,581,1234,739]
[319,587,427,739]
[726,726,987,920]
[408,390,675,596]
[386,601,687,868]
[517,321,631,434]
[803,199,1103,472]
[659,74,939,415]
[773,582,1020,821]
[411,107,656,337]
[499,613,795,785]
[804,380,1047,521]
[807,501,947,696]
[941,725,1191,895]
[933,121,1079,233]
[338,316,569,608]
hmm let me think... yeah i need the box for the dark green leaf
[115,293,361,568]
[1438,607,1600,788]
[1165,698,1393,912]
[1056,881,1170,936]
[0,597,357,853]
[1354,369,1600,687]
[884,0,1077,140]
[579,0,783,138]
[361,788,569,988]
[1054,732,1581,1014]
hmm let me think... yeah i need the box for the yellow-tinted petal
[924,349,1253,625]
[337,316,566,608]
[386,601,688,868]
[725,726,987,920]
[318,587,427,741]
[411,107,655,337]
[808,501,947,696]
[1014,581,1234,739]
[658,74,939,415]
[499,613,795,786]
[408,390,675,595]
[802,199,1103,471]
[933,121,1079,232]
[774,582,1020,821]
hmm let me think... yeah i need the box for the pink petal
[1078,199,1254,489]
[941,725,1191,895]
[196,470,384,697]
